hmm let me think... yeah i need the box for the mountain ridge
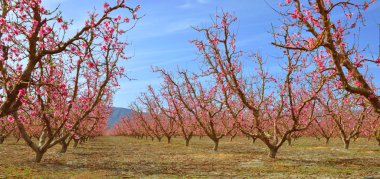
[108,107,133,127]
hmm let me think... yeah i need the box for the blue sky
[43,0,380,108]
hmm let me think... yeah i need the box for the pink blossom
[335,81,343,88]
[369,94,376,99]
[82,42,88,48]
[346,13,353,19]
[0,17,5,25]
[16,64,23,71]
[364,2,369,10]
[353,80,362,87]
[7,116,15,123]
[61,23,68,30]
[57,17,63,23]
[18,89,26,98]
[103,2,110,9]
[60,83,67,90]
[291,9,300,19]
[375,58,380,64]
[86,61,95,68]
[74,134,80,140]
[134,5,141,12]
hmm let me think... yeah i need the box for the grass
[0,136,380,178]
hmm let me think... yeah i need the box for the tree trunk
[60,141,68,153]
[287,137,292,146]
[157,137,162,142]
[35,151,45,163]
[167,136,171,144]
[213,139,219,151]
[343,140,350,149]
[252,137,257,143]
[375,137,380,146]
[73,139,79,148]
[268,147,278,158]
[0,136,5,144]
[325,137,330,145]
[185,138,190,147]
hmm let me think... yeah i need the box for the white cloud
[178,0,209,9]
[196,0,209,4]
[42,0,67,9]
[178,2,193,9]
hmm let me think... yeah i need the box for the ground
[0,136,380,178]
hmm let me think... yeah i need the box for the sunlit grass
[0,136,379,178]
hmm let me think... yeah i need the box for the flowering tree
[191,12,325,158]
[310,115,337,144]
[131,103,166,142]
[160,81,197,146]
[372,117,380,145]
[317,84,372,149]
[2,0,140,162]
[112,114,146,138]
[137,86,178,143]
[110,118,128,136]
[360,113,380,144]
[138,74,201,146]
[60,100,112,152]
[156,68,234,151]
[13,53,118,161]
[0,0,138,118]
[0,118,15,144]
[273,0,380,114]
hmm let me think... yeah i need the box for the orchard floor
[1,136,380,178]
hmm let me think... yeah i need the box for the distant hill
[108,107,133,127]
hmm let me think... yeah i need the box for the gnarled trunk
[35,150,46,163]
[0,136,5,144]
[343,139,350,149]
[230,135,236,142]
[325,137,330,144]
[60,141,69,153]
[185,138,190,147]
[213,139,219,151]
[268,147,278,158]
[252,137,257,143]
[73,139,79,148]
[375,137,380,146]
[287,137,292,146]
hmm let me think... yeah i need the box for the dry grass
[1,136,380,178]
